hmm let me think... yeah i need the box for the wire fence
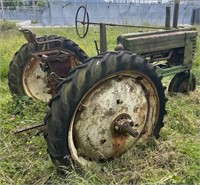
[1,0,200,8]
[0,0,200,25]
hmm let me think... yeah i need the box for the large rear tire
[45,51,167,168]
[8,36,88,102]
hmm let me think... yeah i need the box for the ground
[0,25,199,184]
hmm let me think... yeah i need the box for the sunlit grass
[0,25,199,184]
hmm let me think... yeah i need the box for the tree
[36,0,46,7]
[3,0,24,7]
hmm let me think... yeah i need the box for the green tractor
[9,3,197,169]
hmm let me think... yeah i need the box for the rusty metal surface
[20,28,63,48]
[14,123,45,134]
[150,50,173,62]
[100,24,107,53]
[68,71,160,166]
[23,49,80,101]
[32,49,74,57]
[23,57,52,102]
[47,55,80,78]
[20,29,37,43]
[112,114,139,138]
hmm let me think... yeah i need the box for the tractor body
[117,26,197,77]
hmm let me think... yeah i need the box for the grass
[0,24,200,184]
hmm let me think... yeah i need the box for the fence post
[33,0,36,22]
[0,0,5,20]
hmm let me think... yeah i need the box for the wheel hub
[23,58,52,102]
[112,113,139,138]
[70,75,149,163]
[23,54,80,101]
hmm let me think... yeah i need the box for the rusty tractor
[9,2,197,169]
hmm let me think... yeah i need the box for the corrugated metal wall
[0,1,200,25]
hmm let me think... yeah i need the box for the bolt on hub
[112,113,139,138]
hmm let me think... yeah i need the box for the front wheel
[45,51,166,168]
[168,72,196,94]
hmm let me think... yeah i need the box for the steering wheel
[75,6,89,38]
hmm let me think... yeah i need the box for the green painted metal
[155,65,188,77]
[117,26,197,77]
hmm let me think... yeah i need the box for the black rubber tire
[8,36,88,99]
[44,51,166,168]
[168,72,196,93]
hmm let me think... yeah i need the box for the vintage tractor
[9,3,197,169]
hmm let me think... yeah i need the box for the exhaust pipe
[165,5,171,29]
[173,0,180,28]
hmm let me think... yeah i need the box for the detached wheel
[8,36,88,102]
[168,72,196,93]
[45,51,166,168]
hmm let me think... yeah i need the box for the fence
[0,0,200,26]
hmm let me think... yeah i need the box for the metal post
[173,0,180,28]
[100,23,107,53]
[0,0,5,20]
[165,5,171,29]
[33,0,36,22]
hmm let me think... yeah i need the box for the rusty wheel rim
[22,58,51,102]
[68,71,160,166]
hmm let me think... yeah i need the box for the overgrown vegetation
[1,0,47,8]
[0,24,199,184]
[0,21,18,32]
[2,0,24,7]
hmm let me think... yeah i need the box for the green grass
[0,25,200,184]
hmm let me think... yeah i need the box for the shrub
[36,0,46,7]
[0,21,17,32]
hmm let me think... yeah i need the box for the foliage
[24,0,47,7]
[0,21,18,32]
[1,0,46,8]
[0,25,199,184]
[2,0,24,8]
[36,0,46,7]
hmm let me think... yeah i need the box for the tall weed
[0,25,199,184]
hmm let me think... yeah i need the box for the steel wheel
[22,57,51,101]
[69,72,161,166]
[8,36,88,101]
[45,51,166,168]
